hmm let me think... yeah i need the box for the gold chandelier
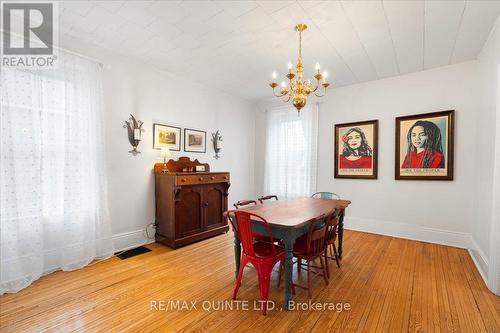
[269,24,330,114]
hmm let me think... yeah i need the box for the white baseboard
[344,216,471,248]
[468,238,489,284]
[112,228,155,253]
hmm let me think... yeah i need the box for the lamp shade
[160,147,171,159]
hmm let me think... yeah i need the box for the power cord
[144,223,156,239]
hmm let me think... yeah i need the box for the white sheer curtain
[0,50,114,294]
[264,104,319,198]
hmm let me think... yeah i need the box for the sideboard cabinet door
[175,186,203,238]
[204,184,226,230]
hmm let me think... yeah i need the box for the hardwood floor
[0,230,498,332]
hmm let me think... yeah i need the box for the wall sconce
[211,130,223,159]
[123,114,144,156]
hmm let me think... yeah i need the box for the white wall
[475,17,500,294]
[256,61,480,248]
[61,38,256,251]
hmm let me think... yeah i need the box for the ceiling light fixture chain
[298,24,302,62]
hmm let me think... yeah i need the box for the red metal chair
[257,195,278,204]
[227,210,285,315]
[278,215,329,298]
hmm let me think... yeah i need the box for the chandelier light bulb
[281,81,287,88]
[323,71,328,78]
[288,62,292,70]
[272,72,277,79]
[315,62,320,70]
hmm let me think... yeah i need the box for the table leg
[338,209,345,259]
[283,237,295,310]
[234,232,241,279]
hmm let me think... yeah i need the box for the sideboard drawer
[205,173,230,184]
[175,173,229,186]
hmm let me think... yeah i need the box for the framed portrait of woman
[395,110,454,180]
[334,120,378,179]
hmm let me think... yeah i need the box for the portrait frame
[395,110,454,181]
[184,128,206,153]
[153,123,181,151]
[334,119,378,179]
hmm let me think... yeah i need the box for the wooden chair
[311,191,340,200]
[258,195,278,204]
[324,211,341,279]
[233,199,281,244]
[278,216,329,298]
[233,200,257,210]
[228,210,285,315]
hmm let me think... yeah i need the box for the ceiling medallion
[269,23,330,115]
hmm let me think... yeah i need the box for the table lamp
[160,147,171,173]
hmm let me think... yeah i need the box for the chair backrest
[324,210,340,243]
[311,192,340,200]
[305,215,328,257]
[227,210,278,258]
[233,200,257,210]
[258,195,278,204]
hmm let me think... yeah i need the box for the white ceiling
[58,0,500,101]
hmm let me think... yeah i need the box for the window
[264,105,319,198]
[0,51,114,294]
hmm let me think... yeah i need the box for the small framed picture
[184,128,206,153]
[334,120,378,179]
[153,124,181,151]
[395,110,454,180]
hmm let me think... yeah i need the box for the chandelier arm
[311,81,319,93]
[314,84,327,97]
[273,88,289,98]
[284,94,291,102]
[314,88,326,98]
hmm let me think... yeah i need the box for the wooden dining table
[226,197,351,310]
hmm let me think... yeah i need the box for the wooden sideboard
[154,157,230,248]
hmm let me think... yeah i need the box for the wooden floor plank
[460,248,500,331]
[317,233,393,331]
[387,239,418,333]
[447,247,488,332]
[374,238,410,333]
[430,243,455,333]
[0,230,498,333]
[339,235,395,332]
